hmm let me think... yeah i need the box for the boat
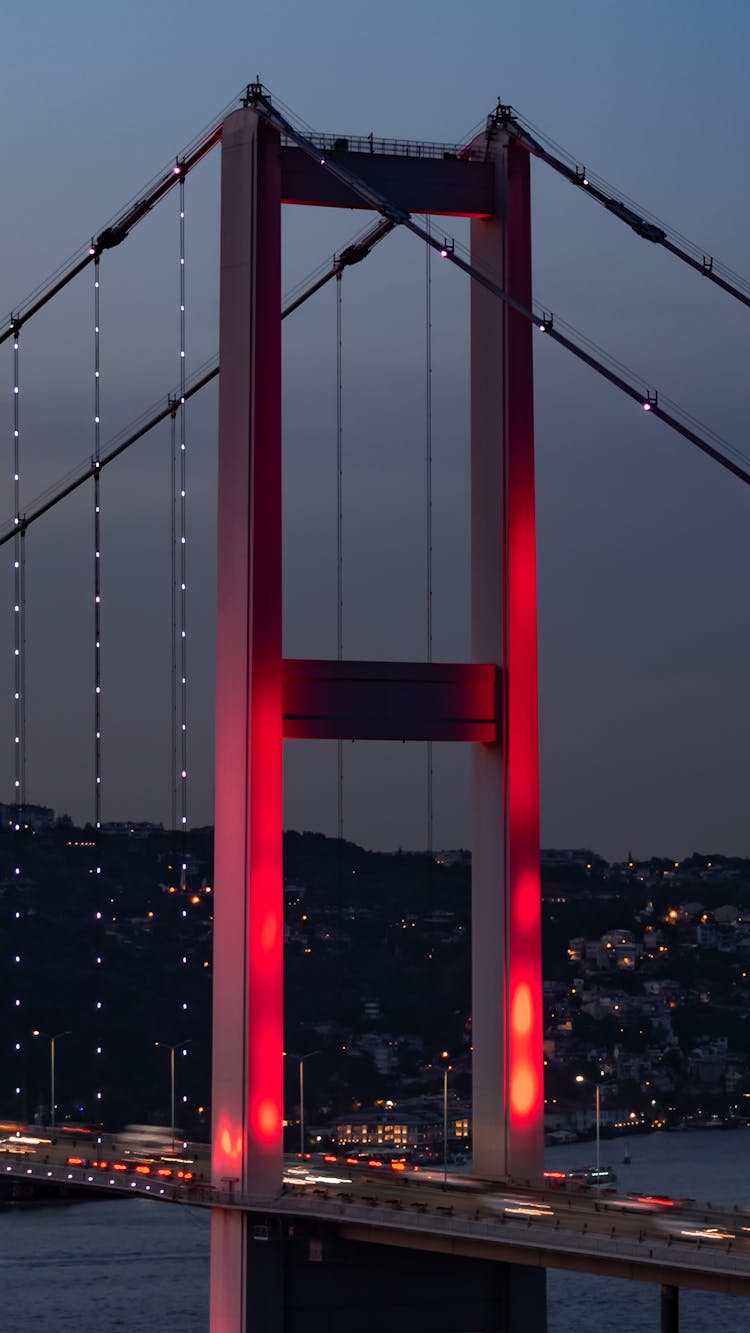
[585,1167,617,1186]
[567,1166,618,1186]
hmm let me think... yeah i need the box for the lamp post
[575,1071,605,1172]
[440,1050,452,1188]
[285,1050,320,1156]
[155,1040,192,1148]
[32,1030,71,1137]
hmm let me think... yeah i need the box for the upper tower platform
[278,131,494,216]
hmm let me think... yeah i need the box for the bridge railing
[3,1154,749,1281]
[272,1190,750,1279]
[280,131,482,161]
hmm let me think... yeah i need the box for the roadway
[274,1161,750,1295]
[3,1131,750,1294]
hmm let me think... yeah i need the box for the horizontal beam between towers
[282,659,497,742]
[280,148,494,216]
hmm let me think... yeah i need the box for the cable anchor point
[243,80,267,108]
[490,100,513,129]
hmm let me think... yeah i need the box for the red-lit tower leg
[471,136,543,1182]
[211,107,283,1330]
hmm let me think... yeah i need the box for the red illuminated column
[470,138,543,1182]
[211,107,283,1329]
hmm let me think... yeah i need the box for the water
[0,1195,208,1330]
[546,1129,750,1332]
[2,1132,750,1330]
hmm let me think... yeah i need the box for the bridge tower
[210,101,544,1331]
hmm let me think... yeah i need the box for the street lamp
[155,1039,192,1148]
[284,1051,320,1156]
[32,1030,71,1137]
[575,1070,606,1172]
[440,1051,452,1188]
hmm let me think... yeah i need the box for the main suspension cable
[0,219,398,550]
[251,87,750,489]
[491,104,750,311]
[1,125,222,351]
[0,82,395,357]
[2,77,272,343]
[416,224,750,485]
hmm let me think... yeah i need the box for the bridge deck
[6,1156,750,1298]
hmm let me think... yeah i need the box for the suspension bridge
[2,80,750,1332]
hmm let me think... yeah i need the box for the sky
[1,1,750,861]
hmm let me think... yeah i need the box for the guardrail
[280,132,481,161]
[0,1159,201,1204]
[4,1158,750,1288]
[271,1191,750,1285]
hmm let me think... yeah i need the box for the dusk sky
[2,1,750,861]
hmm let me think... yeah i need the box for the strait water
[546,1128,750,1333]
[0,1195,209,1330]
[3,1131,750,1330]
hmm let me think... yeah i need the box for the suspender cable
[334,270,347,978]
[425,218,434,858]
[170,403,178,839]
[93,256,102,832]
[178,174,188,887]
[12,323,24,813]
[336,272,343,845]
[18,534,26,812]
[11,318,25,1107]
[177,174,192,1074]
[91,247,103,1114]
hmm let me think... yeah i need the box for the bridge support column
[211,105,284,1330]
[470,134,543,1182]
[661,1284,679,1333]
